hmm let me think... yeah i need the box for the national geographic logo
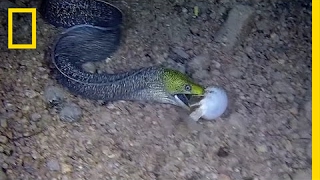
[7,8,37,49]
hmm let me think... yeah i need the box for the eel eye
[185,84,192,92]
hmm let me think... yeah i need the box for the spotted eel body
[40,0,178,104]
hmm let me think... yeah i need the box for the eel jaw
[173,94,202,110]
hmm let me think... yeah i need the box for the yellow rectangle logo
[8,8,37,49]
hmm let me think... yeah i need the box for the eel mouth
[173,94,203,110]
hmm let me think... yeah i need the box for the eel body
[40,0,202,106]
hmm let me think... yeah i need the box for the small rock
[31,150,40,159]
[256,144,268,153]
[253,75,268,86]
[243,177,254,180]
[304,100,311,121]
[245,46,253,54]
[25,89,38,98]
[306,142,311,159]
[272,71,285,81]
[217,146,229,157]
[0,168,8,180]
[188,54,210,71]
[44,86,65,106]
[190,26,200,35]
[218,174,231,180]
[282,173,292,180]
[212,69,220,76]
[82,62,97,73]
[2,163,8,169]
[61,175,69,180]
[22,156,36,174]
[227,112,247,134]
[201,172,218,180]
[272,81,294,94]
[0,136,8,144]
[285,140,293,151]
[289,107,299,115]
[179,141,195,153]
[172,46,190,59]
[182,7,188,13]
[278,59,285,65]
[192,69,210,80]
[0,118,7,128]
[229,68,243,78]
[61,163,72,174]
[59,103,82,122]
[292,170,311,180]
[164,58,186,73]
[30,113,41,121]
[46,158,60,171]
[270,33,280,41]
[255,19,270,33]
[213,61,221,69]
[276,94,287,103]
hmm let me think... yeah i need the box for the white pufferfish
[189,86,228,121]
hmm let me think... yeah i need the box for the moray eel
[40,0,205,109]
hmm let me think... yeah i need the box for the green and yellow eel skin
[40,0,205,109]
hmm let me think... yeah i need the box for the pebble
[22,156,36,174]
[229,68,243,78]
[304,100,311,121]
[44,86,65,105]
[227,112,247,134]
[201,172,218,180]
[292,170,311,180]
[217,174,231,180]
[25,89,38,98]
[0,136,8,144]
[255,19,270,32]
[172,46,190,59]
[188,55,210,71]
[0,168,8,180]
[192,69,210,80]
[256,144,268,153]
[59,103,82,122]
[217,146,229,157]
[276,94,287,103]
[282,173,292,180]
[182,7,188,13]
[189,26,200,35]
[61,163,72,174]
[253,75,268,86]
[289,107,298,115]
[165,59,186,73]
[285,140,293,151]
[0,118,7,128]
[61,176,69,180]
[30,113,41,122]
[272,81,294,94]
[46,158,60,171]
[31,149,40,159]
[2,163,8,169]
[306,142,311,159]
[179,141,195,153]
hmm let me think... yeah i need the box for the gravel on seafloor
[0,0,311,179]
